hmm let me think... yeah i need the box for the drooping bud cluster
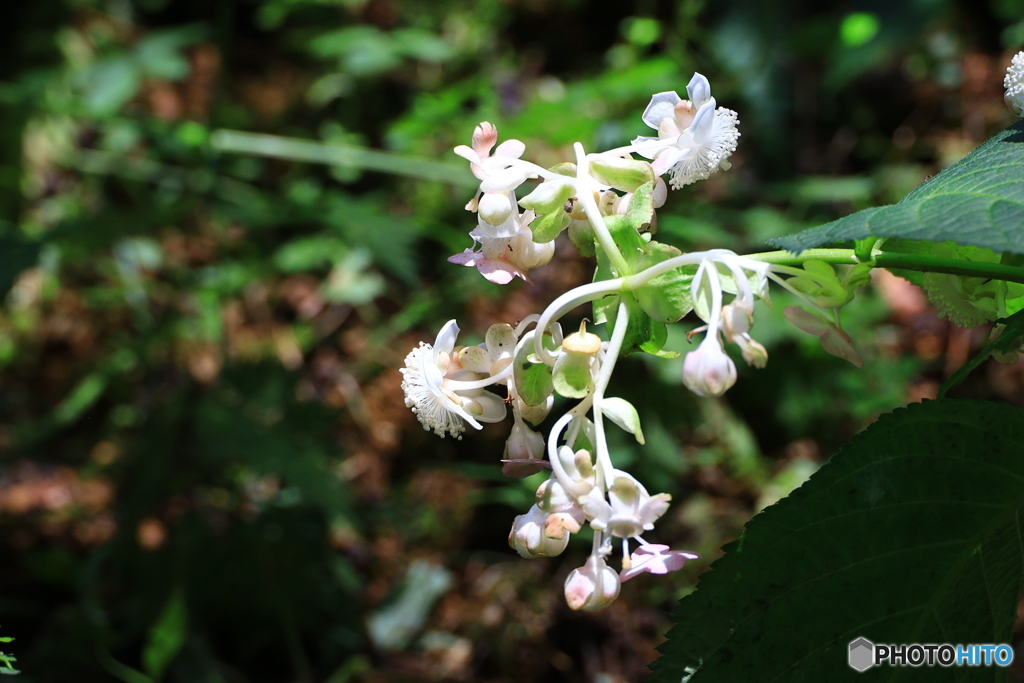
[682,253,771,397]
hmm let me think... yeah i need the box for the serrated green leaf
[513,339,554,407]
[600,397,645,444]
[649,399,1024,683]
[772,121,1024,255]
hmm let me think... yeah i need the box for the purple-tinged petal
[620,544,700,582]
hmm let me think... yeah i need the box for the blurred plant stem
[210,130,478,187]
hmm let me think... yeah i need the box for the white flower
[632,73,739,189]
[682,335,737,397]
[400,320,507,438]
[564,552,621,611]
[1005,51,1024,117]
[579,471,671,539]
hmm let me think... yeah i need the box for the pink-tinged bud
[682,336,737,397]
[564,553,620,611]
[502,422,547,478]
[508,505,571,558]
[516,395,553,426]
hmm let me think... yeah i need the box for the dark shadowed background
[1,0,1023,681]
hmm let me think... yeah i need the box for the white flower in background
[619,544,699,582]
[564,552,621,611]
[400,320,507,438]
[1005,51,1024,117]
[631,73,740,188]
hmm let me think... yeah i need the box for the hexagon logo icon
[849,637,874,672]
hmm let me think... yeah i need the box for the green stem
[746,249,1024,285]
[872,253,1024,285]
[745,249,859,266]
[574,143,631,277]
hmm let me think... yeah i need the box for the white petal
[494,139,526,159]
[480,165,532,193]
[690,98,716,145]
[471,390,508,422]
[686,72,711,105]
[453,145,481,165]
[641,91,683,129]
[630,135,670,160]
[485,323,517,362]
[434,319,460,356]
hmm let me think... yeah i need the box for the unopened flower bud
[588,155,656,193]
[516,395,553,426]
[683,336,737,397]
[478,192,513,226]
[736,335,768,368]
[564,553,620,611]
[552,324,602,399]
[518,176,575,215]
[502,421,547,478]
[509,505,572,558]
[508,226,555,271]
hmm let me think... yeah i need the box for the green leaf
[632,240,696,323]
[568,221,596,257]
[143,588,187,681]
[600,397,645,444]
[649,399,1024,683]
[514,339,554,407]
[772,121,1024,255]
[529,209,571,243]
[605,292,668,357]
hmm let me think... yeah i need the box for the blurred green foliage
[0,1,1021,682]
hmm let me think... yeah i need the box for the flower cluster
[400,71,863,610]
